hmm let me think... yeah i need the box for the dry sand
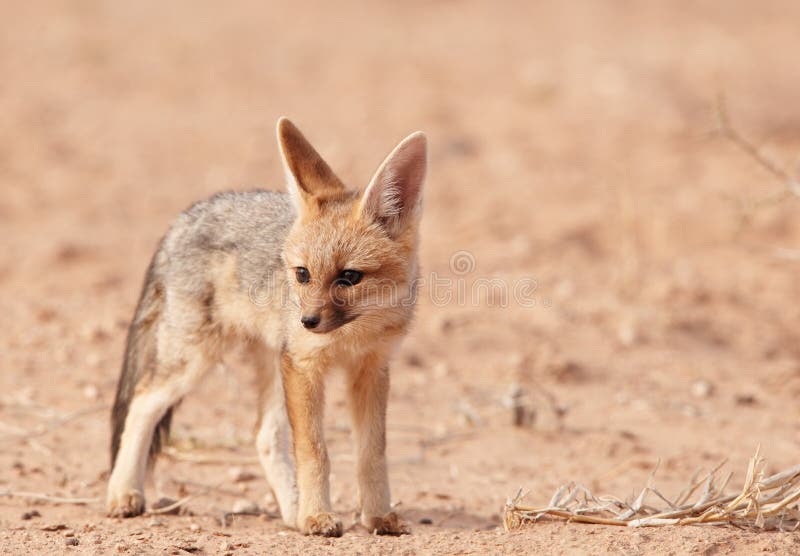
[2,1,800,554]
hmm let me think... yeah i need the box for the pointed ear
[276,117,345,211]
[359,131,427,236]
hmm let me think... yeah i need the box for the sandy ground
[3,1,800,554]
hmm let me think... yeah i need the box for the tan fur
[107,118,426,537]
[277,119,426,536]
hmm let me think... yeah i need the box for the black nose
[301,315,320,329]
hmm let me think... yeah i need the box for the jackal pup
[107,118,427,536]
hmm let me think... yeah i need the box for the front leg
[347,363,409,535]
[281,351,342,537]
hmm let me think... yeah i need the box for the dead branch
[0,490,98,505]
[505,447,800,531]
[714,94,800,205]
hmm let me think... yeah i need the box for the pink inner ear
[392,151,425,213]
[364,133,427,226]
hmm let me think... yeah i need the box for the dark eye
[337,269,363,287]
[295,267,310,284]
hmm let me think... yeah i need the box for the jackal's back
[162,190,295,293]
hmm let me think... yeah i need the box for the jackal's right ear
[276,117,345,212]
[360,131,427,237]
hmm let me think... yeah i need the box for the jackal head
[277,118,427,335]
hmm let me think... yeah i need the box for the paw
[106,488,145,518]
[363,511,410,536]
[302,512,343,537]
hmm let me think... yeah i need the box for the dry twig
[714,94,800,206]
[162,446,260,466]
[0,490,98,505]
[146,494,197,516]
[504,447,800,531]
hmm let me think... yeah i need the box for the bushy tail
[110,256,172,468]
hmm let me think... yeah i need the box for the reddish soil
[2,1,800,554]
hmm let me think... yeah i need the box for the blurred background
[2,1,800,552]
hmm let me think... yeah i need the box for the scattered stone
[83,384,100,400]
[189,523,201,532]
[419,517,433,525]
[228,467,257,483]
[231,499,260,515]
[65,537,79,546]
[21,510,41,520]
[405,353,424,367]
[691,380,714,398]
[63,529,76,537]
[735,393,757,406]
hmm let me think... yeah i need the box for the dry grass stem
[162,446,260,465]
[714,94,800,205]
[504,448,800,531]
[145,494,197,516]
[0,490,99,505]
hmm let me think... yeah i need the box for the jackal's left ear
[276,117,345,213]
[360,131,427,237]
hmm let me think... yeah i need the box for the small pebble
[405,353,424,367]
[189,523,201,532]
[232,499,260,514]
[691,380,713,398]
[228,467,257,483]
[63,529,75,537]
[65,537,79,546]
[21,510,41,520]
[735,393,757,406]
[419,517,433,525]
[83,385,100,400]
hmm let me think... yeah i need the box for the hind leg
[107,328,214,517]
[253,342,298,527]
